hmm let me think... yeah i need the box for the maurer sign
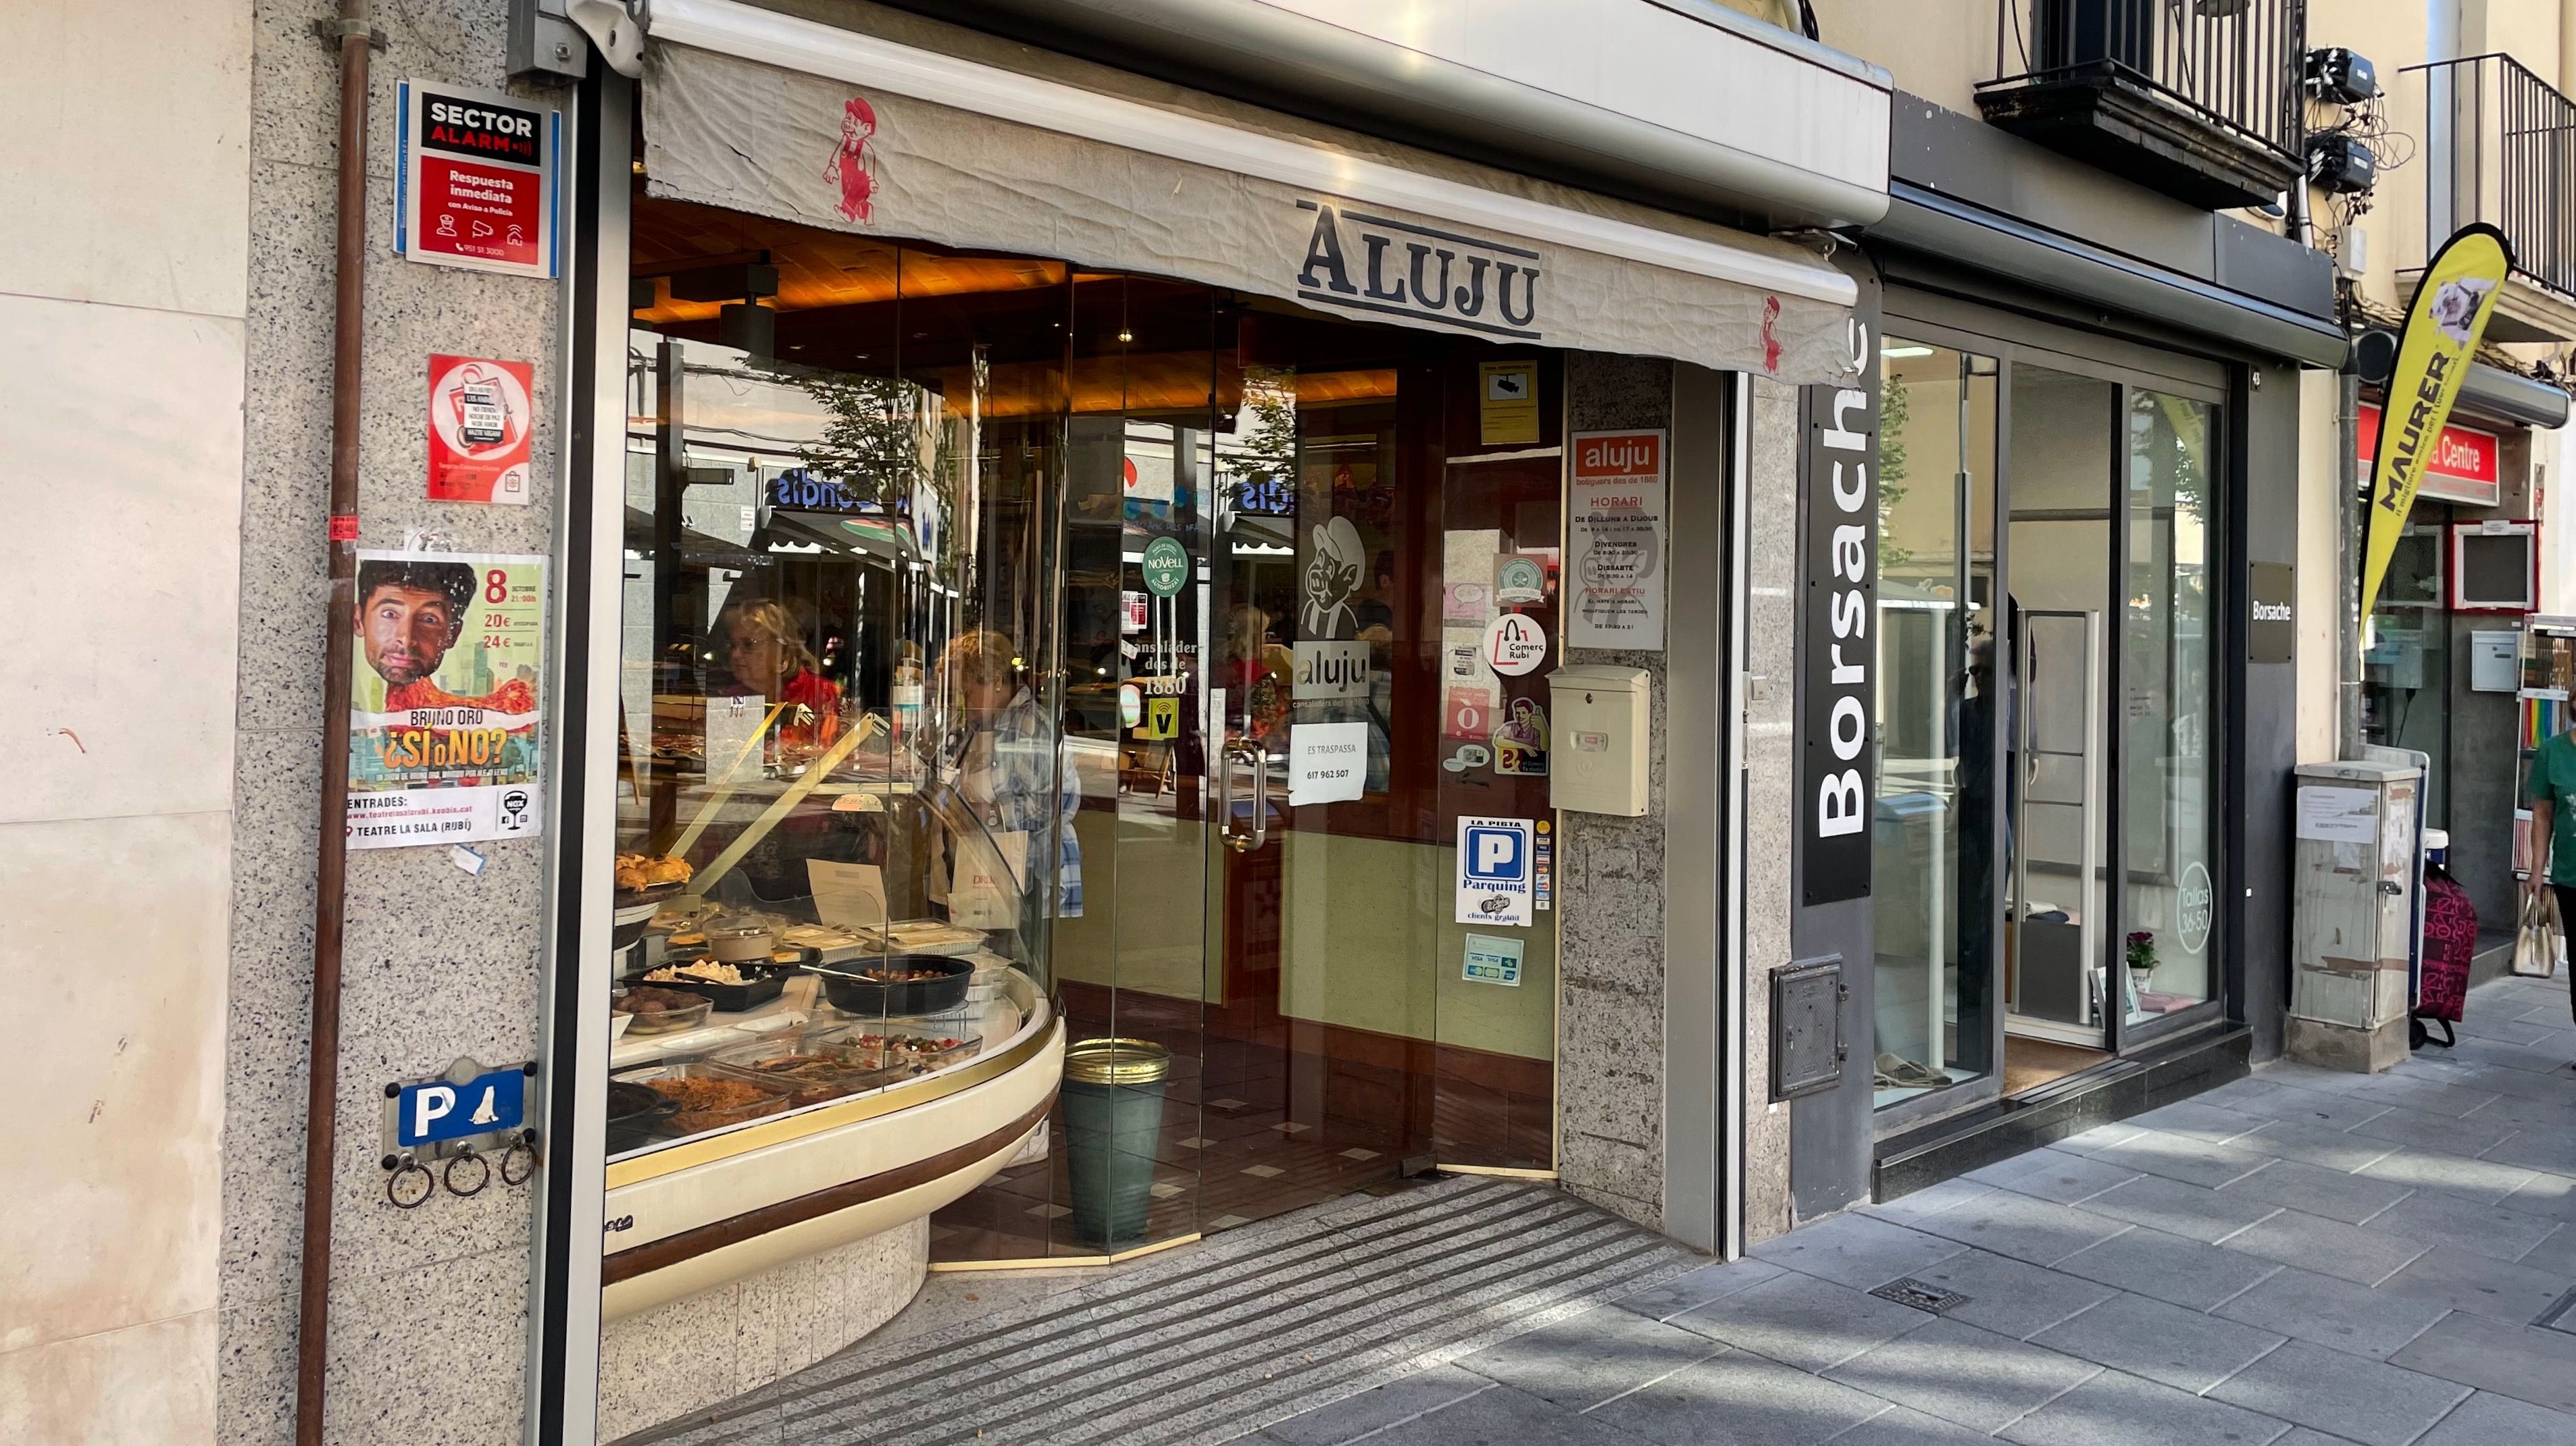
[1798,306,1880,906]
[2358,403,2500,507]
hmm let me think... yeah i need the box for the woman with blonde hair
[933,628,1081,917]
[713,596,843,756]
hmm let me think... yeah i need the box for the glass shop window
[603,229,1073,1158]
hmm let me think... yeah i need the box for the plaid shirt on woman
[940,688,1082,916]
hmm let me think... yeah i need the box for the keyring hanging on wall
[386,1158,435,1210]
[499,1129,539,1187]
[443,1150,491,1198]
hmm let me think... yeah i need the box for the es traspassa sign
[397,80,560,279]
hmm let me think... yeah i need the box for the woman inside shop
[713,596,845,760]
[932,629,1082,922]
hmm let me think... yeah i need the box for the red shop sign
[397,80,559,280]
[2359,403,2501,507]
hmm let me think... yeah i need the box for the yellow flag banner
[2360,224,2514,619]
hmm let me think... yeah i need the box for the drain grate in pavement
[1870,1277,1972,1315]
[620,1175,1698,1446]
[2536,1285,2576,1335]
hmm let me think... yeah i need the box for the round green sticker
[1141,536,1190,598]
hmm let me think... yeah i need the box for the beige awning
[639,31,1859,384]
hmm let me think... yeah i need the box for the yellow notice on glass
[2361,224,2513,619]
[1480,360,1540,445]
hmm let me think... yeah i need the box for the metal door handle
[1223,739,1269,853]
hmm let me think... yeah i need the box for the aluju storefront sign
[637,42,1861,383]
[1293,202,1542,341]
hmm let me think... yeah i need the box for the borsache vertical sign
[1798,284,1879,906]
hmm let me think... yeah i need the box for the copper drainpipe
[297,3,374,1442]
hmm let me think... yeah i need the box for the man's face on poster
[360,584,459,686]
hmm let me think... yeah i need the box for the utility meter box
[1548,665,1650,816]
[2288,758,2421,1073]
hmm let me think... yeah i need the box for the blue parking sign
[1464,825,1525,880]
[395,1066,526,1147]
[1456,816,1534,926]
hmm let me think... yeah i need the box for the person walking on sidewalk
[2516,726,2576,1041]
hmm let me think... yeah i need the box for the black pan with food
[605,1081,680,1152]
[649,964,790,1013]
[808,955,971,1016]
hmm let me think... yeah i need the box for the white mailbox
[1548,665,1650,817]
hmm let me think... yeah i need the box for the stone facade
[220,4,567,1441]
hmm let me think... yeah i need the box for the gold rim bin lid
[1063,1037,1171,1086]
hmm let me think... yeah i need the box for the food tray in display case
[614,987,714,1035]
[630,960,791,1013]
[605,1079,680,1153]
[707,1034,913,1106]
[613,1059,797,1135]
[853,920,987,957]
[801,1023,981,1076]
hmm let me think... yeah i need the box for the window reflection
[606,235,1074,1160]
[2123,390,2218,1019]
[1872,340,1998,1105]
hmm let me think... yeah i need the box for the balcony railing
[1977,0,2308,209]
[2400,54,2576,309]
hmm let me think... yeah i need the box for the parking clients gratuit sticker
[427,355,534,505]
[396,80,560,278]
[1456,816,1535,927]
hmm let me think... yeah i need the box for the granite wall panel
[1740,376,1802,1243]
[222,3,565,1443]
[1556,354,1675,1230]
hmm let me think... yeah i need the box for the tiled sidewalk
[1244,975,2576,1446]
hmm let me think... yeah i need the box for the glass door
[2002,362,2117,1057]
[1189,317,1561,1233]
[2009,608,2105,1039]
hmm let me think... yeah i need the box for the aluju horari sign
[1798,307,1880,907]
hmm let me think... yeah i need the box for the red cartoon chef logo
[1761,295,1782,373]
[827,95,880,224]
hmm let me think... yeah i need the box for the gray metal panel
[1871,186,2348,368]
[2214,213,2339,319]
[2459,362,2573,430]
[1888,91,2215,280]
[1788,257,1879,1222]
[2235,360,2300,1063]
[863,0,1892,228]
[1663,362,1731,1253]
[1773,958,1848,1098]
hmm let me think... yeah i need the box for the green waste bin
[1061,1037,1171,1247]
